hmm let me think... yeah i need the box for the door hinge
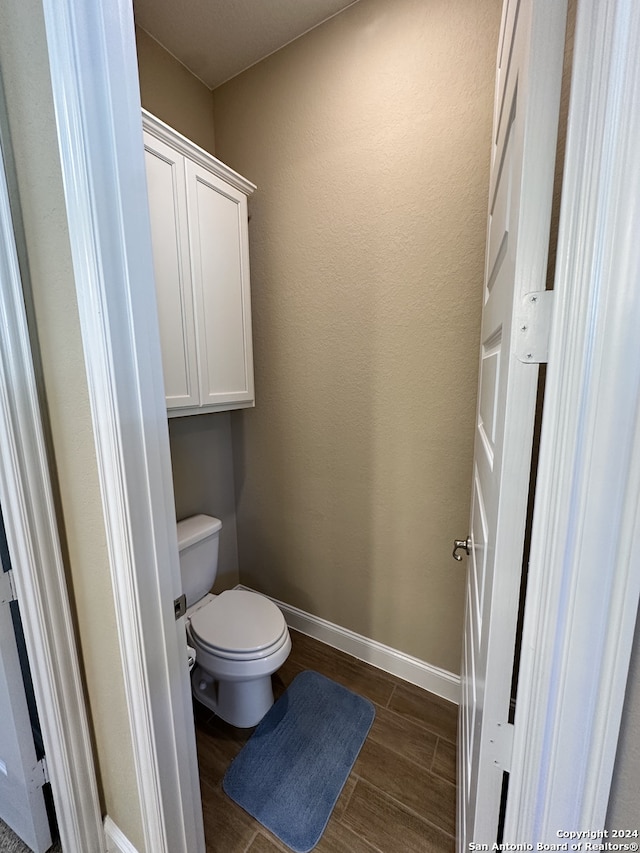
[174,593,187,620]
[516,290,554,363]
[30,757,49,790]
[489,720,514,772]
[0,569,17,604]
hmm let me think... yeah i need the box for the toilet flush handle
[452,537,471,561]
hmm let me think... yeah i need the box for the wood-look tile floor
[195,629,457,853]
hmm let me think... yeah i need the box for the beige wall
[214,0,501,673]
[0,0,144,847]
[136,26,216,155]
[169,415,239,590]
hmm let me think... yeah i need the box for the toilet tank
[176,515,222,607]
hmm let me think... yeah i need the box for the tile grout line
[338,772,359,815]
[256,828,291,853]
[367,783,457,841]
[343,776,457,845]
[378,744,441,779]
[430,736,458,786]
[386,712,458,747]
[362,735,456,796]
[366,705,456,781]
[430,735,440,774]
[386,683,397,708]
[385,690,457,743]
[242,829,259,852]
[338,774,407,853]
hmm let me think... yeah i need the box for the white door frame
[3,0,639,849]
[0,92,103,851]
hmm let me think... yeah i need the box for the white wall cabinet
[142,110,256,415]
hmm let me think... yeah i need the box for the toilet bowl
[177,515,291,728]
[187,589,291,727]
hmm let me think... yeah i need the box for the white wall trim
[104,817,141,853]
[506,0,640,839]
[238,586,460,704]
[39,1,205,851]
[0,93,104,851]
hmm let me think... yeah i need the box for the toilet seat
[189,589,288,661]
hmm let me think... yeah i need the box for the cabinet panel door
[143,133,200,409]
[186,161,254,407]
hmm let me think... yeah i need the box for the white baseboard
[104,817,140,853]
[237,586,460,704]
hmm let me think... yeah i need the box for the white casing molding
[0,93,104,851]
[506,0,640,839]
[238,586,460,704]
[39,0,205,851]
[104,817,141,853]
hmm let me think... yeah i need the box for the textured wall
[169,415,239,589]
[135,26,216,155]
[215,0,501,673]
[0,0,143,846]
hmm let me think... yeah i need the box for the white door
[0,516,52,853]
[458,0,567,845]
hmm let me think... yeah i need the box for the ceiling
[133,0,360,90]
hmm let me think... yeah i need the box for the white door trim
[0,96,103,851]
[39,0,204,851]
[507,0,640,838]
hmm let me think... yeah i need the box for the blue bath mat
[222,670,375,852]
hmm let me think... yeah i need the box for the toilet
[177,514,291,728]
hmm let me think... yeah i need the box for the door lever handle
[452,537,471,561]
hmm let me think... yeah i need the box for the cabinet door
[143,132,200,409]
[185,160,255,408]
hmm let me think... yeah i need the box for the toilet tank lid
[176,515,222,551]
